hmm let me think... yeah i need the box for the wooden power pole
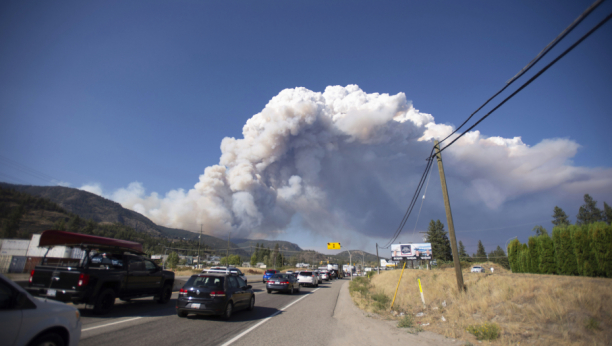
[376,243,380,275]
[434,140,465,292]
[227,232,230,267]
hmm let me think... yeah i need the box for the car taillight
[179,288,187,296]
[78,273,90,287]
[29,270,35,283]
[281,281,289,284]
[210,291,226,297]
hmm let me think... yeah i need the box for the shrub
[397,314,414,328]
[466,322,501,340]
[371,291,390,311]
[349,276,370,297]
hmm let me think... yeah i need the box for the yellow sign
[327,242,341,250]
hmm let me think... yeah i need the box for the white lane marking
[219,289,318,346]
[82,317,143,332]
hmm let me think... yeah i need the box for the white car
[297,271,318,287]
[205,267,248,284]
[471,266,485,273]
[319,271,329,281]
[0,273,82,346]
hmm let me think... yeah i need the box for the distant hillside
[0,183,249,257]
[232,238,303,257]
[0,183,163,237]
[158,226,249,258]
[332,250,383,264]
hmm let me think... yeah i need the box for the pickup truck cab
[26,230,175,314]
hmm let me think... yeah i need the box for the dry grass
[349,262,612,345]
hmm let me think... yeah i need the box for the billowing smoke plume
[80,85,612,241]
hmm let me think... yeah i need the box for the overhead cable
[434,11,612,157]
[438,0,605,146]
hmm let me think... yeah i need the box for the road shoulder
[331,280,465,345]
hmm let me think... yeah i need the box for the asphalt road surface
[77,275,342,346]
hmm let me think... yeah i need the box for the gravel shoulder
[330,280,466,346]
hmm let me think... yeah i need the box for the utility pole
[348,250,352,281]
[376,243,380,275]
[434,140,465,292]
[227,232,230,267]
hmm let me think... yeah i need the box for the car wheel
[221,301,233,320]
[157,283,172,304]
[267,289,271,294]
[93,288,116,315]
[30,332,65,346]
[177,310,188,318]
[315,283,319,287]
[247,295,255,311]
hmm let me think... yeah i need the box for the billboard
[390,243,432,260]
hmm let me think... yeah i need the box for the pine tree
[603,202,612,225]
[576,194,603,225]
[552,206,571,227]
[250,252,257,266]
[488,245,509,269]
[532,225,548,237]
[425,220,452,261]
[458,241,468,259]
[475,240,487,262]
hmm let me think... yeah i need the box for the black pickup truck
[26,230,174,314]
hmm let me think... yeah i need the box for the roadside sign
[327,242,341,250]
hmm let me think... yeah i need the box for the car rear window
[186,275,224,288]
[300,272,313,276]
[265,270,277,274]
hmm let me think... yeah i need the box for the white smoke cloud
[80,85,612,242]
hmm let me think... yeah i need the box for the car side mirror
[246,285,252,289]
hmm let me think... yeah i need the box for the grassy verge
[348,262,612,345]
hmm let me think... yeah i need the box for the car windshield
[300,272,313,276]
[186,276,224,288]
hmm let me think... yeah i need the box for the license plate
[191,303,201,309]
[47,289,56,297]
[275,281,280,284]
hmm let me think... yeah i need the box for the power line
[382,151,436,249]
[434,10,612,157]
[437,0,606,146]
[0,154,62,185]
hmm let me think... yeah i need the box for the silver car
[0,273,82,346]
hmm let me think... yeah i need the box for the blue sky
[1,1,611,255]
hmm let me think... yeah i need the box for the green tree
[426,220,452,261]
[532,225,548,237]
[603,202,612,225]
[250,252,257,266]
[488,246,509,269]
[54,218,67,231]
[475,240,487,262]
[537,235,556,274]
[508,239,520,272]
[576,194,603,225]
[590,222,612,277]
[552,226,577,275]
[167,252,179,269]
[458,241,468,259]
[528,237,540,273]
[552,206,571,227]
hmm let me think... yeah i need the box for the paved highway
[77,275,343,346]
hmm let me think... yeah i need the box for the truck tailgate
[30,266,82,290]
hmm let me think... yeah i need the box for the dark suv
[176,273,254,319]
